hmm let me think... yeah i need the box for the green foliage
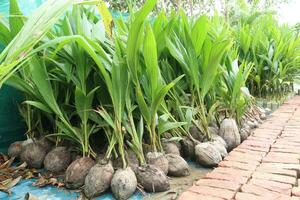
[0,0,299,163]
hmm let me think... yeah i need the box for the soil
[143,162,212,200]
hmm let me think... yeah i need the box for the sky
[278,0,300,25]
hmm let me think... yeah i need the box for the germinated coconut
[84,161,114,198]
[111,167,137,200]
[65,157,95,189]
[165,154,189,177]
[136,165,170,192]
[146,152,169,175]
[20,143,47,168]
[219,118,240,151]
[195,142,222,166]
[44,146,71,173]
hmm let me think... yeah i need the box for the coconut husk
[209,140,227,158]
[180,137,195,160]
[111,167,137,200]
[240,128,250,142]
[165,154,189,177]
[37,137,54,153]
[195,142,222,167]
[44,147,71,173]
[260,113,267,120]
[7,141,23,158]
[189,125,205,142]
[210,134,227,149]
[162,140,180,156]
[219,118,240,151]
[65,157,95,189]
[20,143,47,169]
[126,150,139,173]
[146,152,169,175]
[136,165,170,193]
[84,161,114,198]
[208,126,219,136]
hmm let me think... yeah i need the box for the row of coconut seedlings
[6,104,270,200]
[0,0,285,199]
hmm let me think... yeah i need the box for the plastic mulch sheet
[0,179,142,200]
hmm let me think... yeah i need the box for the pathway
[179,96,300,200]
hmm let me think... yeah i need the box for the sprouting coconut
[8,141,23,158]
[146,152,169,175]
[113,150,139,173]
[219,118,240,151]
[44,146,71,173]
[126,150,140,173]
[165,154,189,177]
[260,113,267,120]
[20,143,47,168]
[195,142,222,166]
[111,167,137,200]
[208,125,219,135]
[65,157,95,189]
[209,140,227,159]
[240,128,250,142]
[180,137,195,160]
[247,120,256,129]
[210,134,227,149]
[84,161,114,199]
[189,125,205,142]
[37,137,54,153]
[136,165,170,192]
[162,139,180,156]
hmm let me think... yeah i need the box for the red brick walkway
[179,96,300,200]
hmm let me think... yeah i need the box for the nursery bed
[0,162,211,200]
[0,179,142,200]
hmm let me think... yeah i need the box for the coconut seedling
[166,13,232,140]
[219,55,253,150]
[1,0,45,141]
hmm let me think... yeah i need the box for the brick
[235,192,266,200]
[292,196,300,200]
[259,163,300,177]
[195,179,241,191]
[213,167,252,177]
[247,136,276,143]
[262,154,299,164]
[233,148,267,157]
[256,166,297,177]
[237,143,269,152]
[241,184,291,198]
[242,140,272,148]
[249,178,292,195]
[293,187,300,197]
[188,185,236,199]
[252,171,296,185]
[224,155,260,165]
[229,151,263,162]
[177,191,223,200]
[267,152,300,159]
[204,171,249,184]
[271,147,300,154]
[275,141,300,148]
[272,144,300,151]
[218,160,258,171]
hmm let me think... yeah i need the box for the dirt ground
[143,162,212,200]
